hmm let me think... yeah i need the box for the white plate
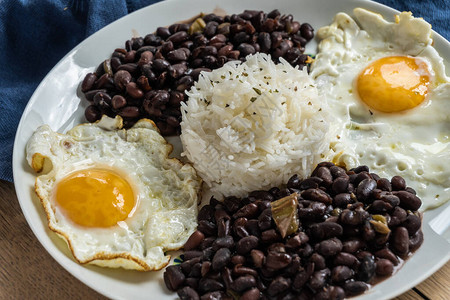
[12,0,450,299]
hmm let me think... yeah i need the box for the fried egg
[26,116,201,271]
[311,8,450,210]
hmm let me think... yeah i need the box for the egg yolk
[356,56,432,112]
[54,168,136,228]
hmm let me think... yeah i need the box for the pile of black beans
[163,162,423,300]
[81,9,314,134]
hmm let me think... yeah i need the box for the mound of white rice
[180,53,332,198]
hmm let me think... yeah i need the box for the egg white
[26,116,201,271]
[311,8,450,210]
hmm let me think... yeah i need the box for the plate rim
[12,0,450,299]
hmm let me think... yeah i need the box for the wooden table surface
[0,179,448,300]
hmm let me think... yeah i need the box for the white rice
[180,53,332,198]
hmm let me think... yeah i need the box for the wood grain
[0,180,106,300]
[0,179,448,300]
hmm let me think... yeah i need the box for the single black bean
[212,248,231,271]
[332,177,349,194]
[309,222,343,240]
[356,178,377,202]
[212,235,234,251]
[177,286,199,300]
[342,238,365,253]
[261,229,281,243]
[409,229,424,252]
[234,203,258,219]
[197,220,217,236]
[310,253,326,270]
[265,251,292,270]
[343,281,368,296]
[231,255,246,266]
[375,258,394,276]
[267,276,290,296]
[198,278,224,294]
[152,59,171,72]
[301,188,332,205]
[231,275,257,292]
[126,82,143,99]
[357,255,376,282]
[119,106,140,118]
[396,191,422,211]
[316,238,343,257]
[374,248,399,266]
[309,269,330,290]
[81,73,97,92]
[156,27,171,39]
[331,265,354,283]
[403,214,421,236]
[391,175,406,190]
[377,178,392,191]
[163,265,185,291]
[185,230,205,251]
[167,31,189,44]
[236,236,259,254]
[333,252,359,268]
[249,250,264,269]
[84,105,102,122]
[240,288,260,300]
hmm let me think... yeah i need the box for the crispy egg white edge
[27,115,202,271]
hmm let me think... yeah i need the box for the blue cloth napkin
[0,0,449,182]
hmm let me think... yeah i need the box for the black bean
[119,106,140,118]
[164,265,185,291]
[198,220,217,236]
[229,255,245,267]
[236,43,255,57]
[374,248,399,266]
[125,82,143,99]
[377,178,392,191]
[198,278,224,294]
[396,191,422,211]
[403,214,421,236]
[167,31,189,44]
[156,27,171,39]
[381,194,400,207]
[356,179,377,202]
[261,229,281,243]
[375,258,394,276]
[267,276,290,296]
[185,230,205,251]
[309,269,330,290]
[391,175,406,190]
[301,188,332,205]
[409,229,424,252]
[177,286,199,300]
[343,281,368,296]
[331,265,354,283]
[316,238,343,257]
[212,248,231,271]
[310,253,326,270]
[241,288,260,300]
[84,105,102,122]
[212,236,234,251]
[236,236,259,254]
[310,222,343,240]
[117,63,138,74]
[342,238,365,253]
[234,203,258,219]
[334,193,352,208]
[265,251,292,270]
[231,275,257,292]
[357,255,376,282]
[333,252,359,268]
[331,177,349,194]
